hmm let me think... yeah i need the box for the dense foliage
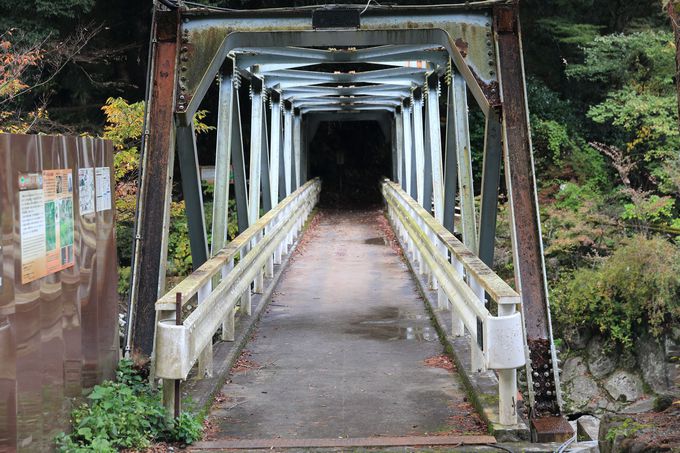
[519,0,680,349]
[55,359,203,452]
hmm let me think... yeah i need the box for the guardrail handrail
[382,179,525,427]
[156,179,320,311]
[153,178,321,418]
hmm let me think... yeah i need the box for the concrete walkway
[205,210,485,440]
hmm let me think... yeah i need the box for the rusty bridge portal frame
[127,0,565,434]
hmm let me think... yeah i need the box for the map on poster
[43,169,75,276]
[95,166,112,212]
[78,167,95,215]
[19,169,75,284]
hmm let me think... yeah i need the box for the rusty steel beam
[130,10,180,357]
[494,3,566,431]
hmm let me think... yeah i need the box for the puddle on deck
[364,237,387,245]
[344,306,437,342]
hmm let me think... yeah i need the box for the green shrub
[117,266,131,301]
[605,418,649,442]
[551,236,680,347]
[55,359,203,452]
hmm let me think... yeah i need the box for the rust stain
[454,38,469,58]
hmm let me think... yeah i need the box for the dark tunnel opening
[308,120,391,208]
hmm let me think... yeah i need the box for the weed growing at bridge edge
[55,359,203,452]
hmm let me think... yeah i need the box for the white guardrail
[382,180,525,426]
[153,179,321,414]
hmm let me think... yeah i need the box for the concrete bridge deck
[199,210,487,445]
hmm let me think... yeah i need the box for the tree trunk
[668,1,680,130]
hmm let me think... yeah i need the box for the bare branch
[589,141,637,188]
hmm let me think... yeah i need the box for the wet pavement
[206,210,483,440]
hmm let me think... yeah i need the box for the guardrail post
[162,292,183,419]
[273,212,283,265]
[240,244,252,315]
[416,217,426,276]
[427,231,437,290]
[470,276,487,372]
[498,307,518,425]
[436,242,448,310]
[221,259,236,341]
[162,378,179,420]
[450,260,465,336]
[254,232,265,294]
[198,282,214,378]
[265,231,275,278]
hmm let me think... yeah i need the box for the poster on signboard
[78,167,95,215]
[19,178,47,284]
[42,169,75,276]
[95,167,112,212]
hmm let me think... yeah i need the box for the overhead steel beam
[299,105,396,114]
[236,44,448,70]
[177,29,494,121]
[291,98,403,108]
[285,91,409,101]
[281,85,412,99]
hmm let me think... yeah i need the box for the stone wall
[560,327,680,414]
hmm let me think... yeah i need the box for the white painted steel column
[211,73,234,256]
[249,84,264,296]
[293,109,302,190]
[452,72,478,253]
[426,77,445,224]
[452,72,483,371]
[269,95,282,207]
[412,89,426,207]
[395,108,404,185]
[283,104,293,196]
[402,103,413,195]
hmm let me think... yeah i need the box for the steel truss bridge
[125,0,570,443]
